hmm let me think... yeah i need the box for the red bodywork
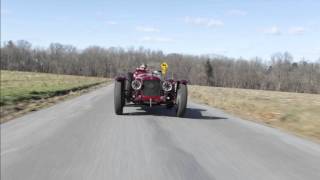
[132,68,167,104]
[118,67,187,106]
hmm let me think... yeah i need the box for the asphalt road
[1,84,320,180]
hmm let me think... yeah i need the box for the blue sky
[1,0,320,61]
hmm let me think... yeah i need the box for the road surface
[1,84,320,180]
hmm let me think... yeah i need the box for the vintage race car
[114,63,188,117]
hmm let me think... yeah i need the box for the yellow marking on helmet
[161,62,168,76]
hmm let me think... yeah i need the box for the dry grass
[0,70,109,123]
[189,85,320,141]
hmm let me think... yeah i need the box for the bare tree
[1,40,319,94]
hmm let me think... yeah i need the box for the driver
[139,63,147,70]
[134,63,148,77]
[136,63,148,72]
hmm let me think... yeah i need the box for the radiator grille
[143,80,161,96]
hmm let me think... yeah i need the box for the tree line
[1,40,320,93]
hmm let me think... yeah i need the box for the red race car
[114,63,188,117]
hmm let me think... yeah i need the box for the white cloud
[263,26,307,36]
[184,16,224,28]
[106,21,117,25]
[136,26,160,32]
[141,36,173,43]
[288,27,306,35]
[226,9,247,16]
[263,26,282,35]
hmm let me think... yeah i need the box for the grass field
[0,70,107,105]
[189,85,320,141]
[0,70,108,122]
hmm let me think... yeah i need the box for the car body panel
[116,67,187,106]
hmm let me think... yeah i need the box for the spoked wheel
[176,84,188,117]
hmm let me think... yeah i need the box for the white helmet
[140,64,147,69]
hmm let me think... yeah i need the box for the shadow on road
[123,106,227,120]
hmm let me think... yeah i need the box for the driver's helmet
[139,63,147,70]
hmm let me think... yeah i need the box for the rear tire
[114,80,124,115]
[125,72,133,102]
[176,84,188,117]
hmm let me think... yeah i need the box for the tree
[204,59,214,86]
[1,40,319,94]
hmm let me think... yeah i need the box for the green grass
[0,70,107,106]
[189,85,320,141]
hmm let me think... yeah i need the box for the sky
[1,0,320,61]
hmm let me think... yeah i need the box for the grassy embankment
[0,70,109,123]
[189,85,320,141]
